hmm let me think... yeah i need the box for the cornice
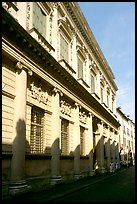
[63,2,118,91]
[2,7,120,128]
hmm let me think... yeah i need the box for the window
[107,93,109,107]
[80,126,85,156]
[30,106,44,153]
[61,118,69,155]
[60,34,69,63]
[32,2,46,38]
[123,138,126,146]
[104,144,107,158]
[127,128,129,135]
[78,57,83,79]
[100,87,104,103]
[112,98,114,112]
[123,125,126,134]
[91,74,95,93]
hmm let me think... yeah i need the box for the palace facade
[2,2,121,196]
[117,107,135,166]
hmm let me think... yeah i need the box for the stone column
[87,113,94,176]
[95,120,105,173]
[73,102,80,179]
[51,87,62,185]
[9,61,32,195]
[106,126,111,169]
[112,129,115,162]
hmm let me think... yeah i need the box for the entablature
[2,7,120,129]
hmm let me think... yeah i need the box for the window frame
[90,73,95,94]
[80,126,85,156]
[61,118,69,155]
[32,2,47,39]
[77,56,84,79]
[30,106,44,154]
[60,33,69,63]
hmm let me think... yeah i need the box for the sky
[78,2,135,122]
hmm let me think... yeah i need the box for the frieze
[60,100,71,116]
[30,82,48,105]
[79,111,87,124]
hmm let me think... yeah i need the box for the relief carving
[30,82,48,105]
[60,100,71,116]
[79,111,87,124]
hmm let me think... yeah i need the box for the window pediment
[76,44,86,60]
[58,17,73,41]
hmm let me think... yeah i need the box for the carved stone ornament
[60,100,71,116]
[30,82,48,105]
[79,111,87,124]
[16,61,33,76]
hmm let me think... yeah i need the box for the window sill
[60,155,74,160]
[28,27,55,52]
[25,153,52,160]
[2,152,13,159]
[80,155,89,159]
[77,78,90,88]
[58,59,76,75]
[91,92,100,99]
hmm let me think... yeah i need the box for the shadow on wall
[11,119,27,181]
[3,117,125,183]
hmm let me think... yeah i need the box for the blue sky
[78,2,135,122]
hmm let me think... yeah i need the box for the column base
[9,180,31,196]
[89,170,96,176]
[100,167,106,174]
[73,173,81,180]
[50,176,63,186]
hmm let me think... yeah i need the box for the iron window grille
[30,106,44,154]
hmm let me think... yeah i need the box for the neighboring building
[2,2,120,196]
[117,107,135,166]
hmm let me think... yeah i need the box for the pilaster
[17,2,27,29]
[52,3,59,60]
[72,29,77,75]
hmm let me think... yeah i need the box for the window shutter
[33,2,46,38]
[78,57,83,79]
[60,35,69,63]
[91,74,95,93]
[101,87,103,103]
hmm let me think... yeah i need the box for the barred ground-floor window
[61,118,69,155]
[80,126,85,156]
[30,106,44,154]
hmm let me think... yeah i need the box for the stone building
[2,2,120,196]
[117,107,135,166]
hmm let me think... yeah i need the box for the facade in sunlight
[116,107,135,166]
[2,2,122,196]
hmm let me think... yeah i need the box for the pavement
[2,168,126,202]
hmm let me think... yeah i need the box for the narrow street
[3,166,135,202]
[52,166,135,202]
